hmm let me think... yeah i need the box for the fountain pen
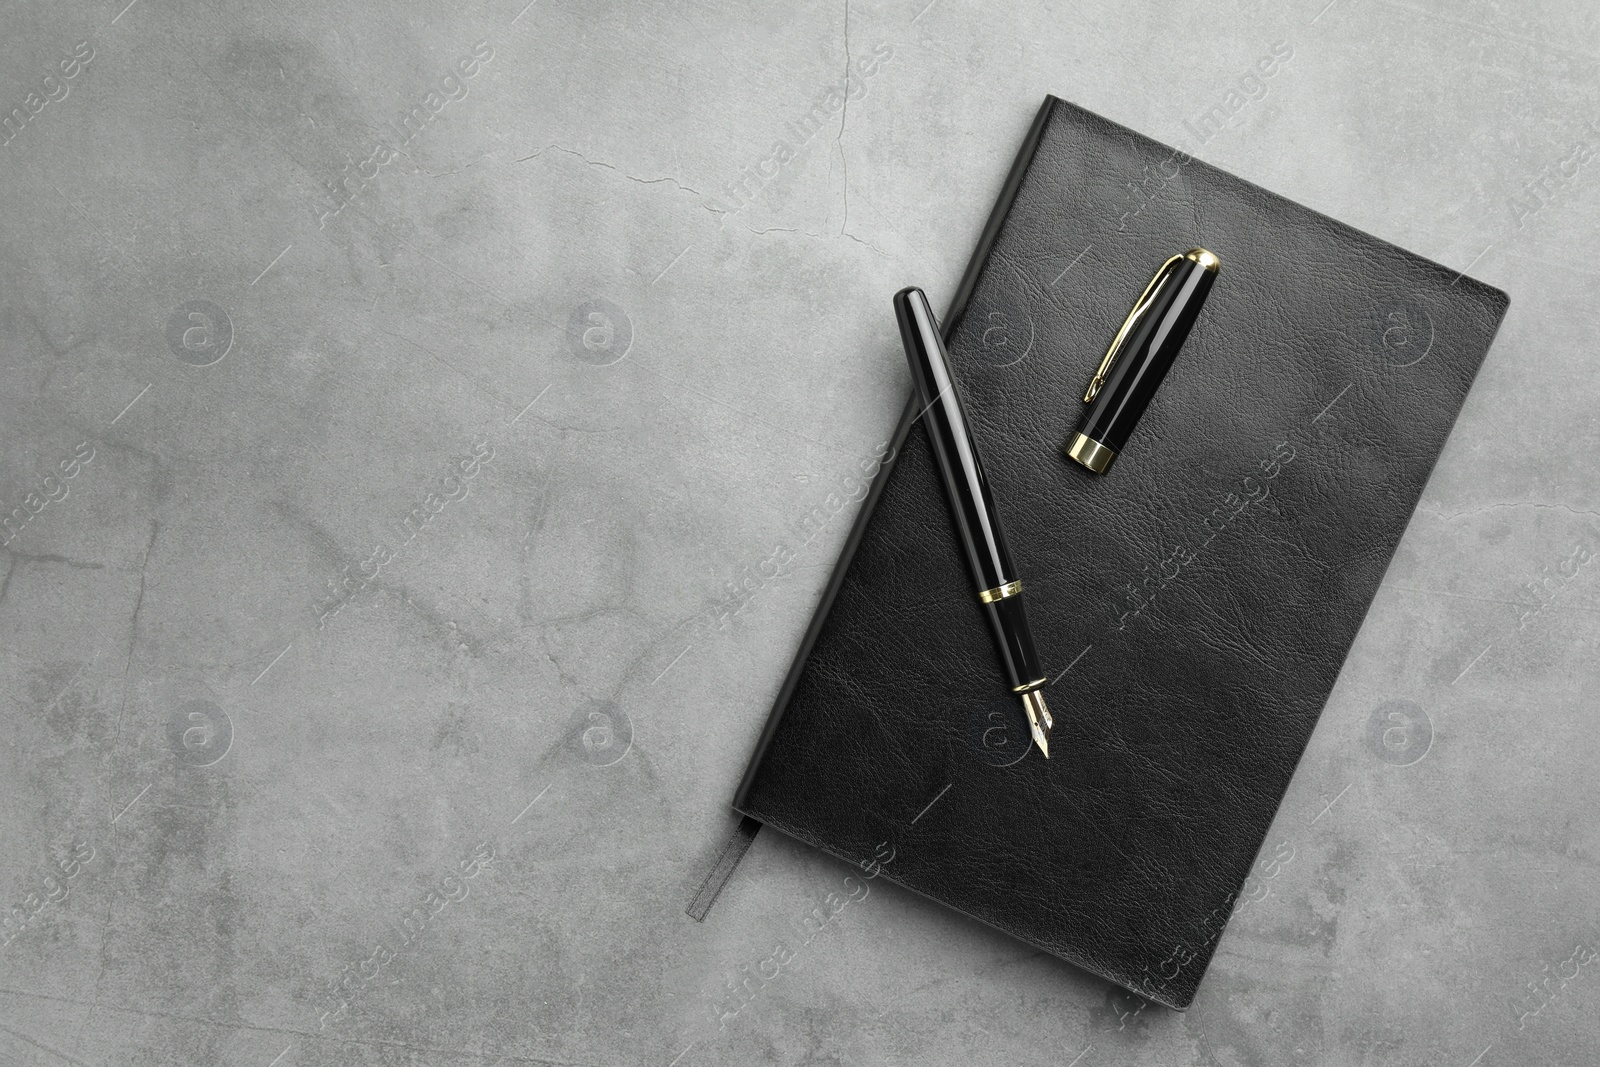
[893,286,1053,758]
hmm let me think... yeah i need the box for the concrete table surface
[1,1,1595,1065]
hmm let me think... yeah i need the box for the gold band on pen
[1011,677,1048,693]
[1065,433,1116,474]
[977,580,1024,604]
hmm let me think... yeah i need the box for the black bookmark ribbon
[686,816,762,922]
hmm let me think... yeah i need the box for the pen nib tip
[1021,689,1053,760]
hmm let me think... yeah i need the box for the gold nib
[1020,689,1053,759]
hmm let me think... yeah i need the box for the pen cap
[1067,248,1218,473]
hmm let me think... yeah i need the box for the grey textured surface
[0,1,1593,1065]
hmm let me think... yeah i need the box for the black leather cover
[733,96,1509,1010]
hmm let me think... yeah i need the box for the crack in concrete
[839,229,890,257]
[416,151,493,178]
[515,143,728,219]
[738,222,889,258]
[76,518,160,1058]
[1418,501,1600,524]
[513,142,885,249]
[835,0,852,235]
[112,519,159,747]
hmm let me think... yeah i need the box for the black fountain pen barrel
[983,595,1045,693]
[893,287,1017,592]
[895,285,1053,756]
[893,286,1045,694]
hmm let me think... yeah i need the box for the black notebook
[733,96,1509,1009]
